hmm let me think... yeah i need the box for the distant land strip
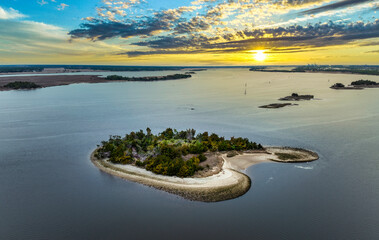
[249,66,379,76]
[0,74,192,91]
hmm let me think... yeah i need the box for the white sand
[91,147,318,202]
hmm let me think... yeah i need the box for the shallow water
[0,69,378,239]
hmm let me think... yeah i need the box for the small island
[259,103,298,109]
[279,93,314,101]
[330,80,378,90]
[3,81,42,90]
[105,74,192,81]
[91,128,319,202]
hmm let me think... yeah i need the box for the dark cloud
[359,41,379,46]
[174,16,211,34]
[301,0,373,15]
[123,47,317,57]
[123,19,379,56]
[69,9,185,40]
[69,1,232,40]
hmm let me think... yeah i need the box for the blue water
[0,69,378,239]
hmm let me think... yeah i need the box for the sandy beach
[91,147,318,202]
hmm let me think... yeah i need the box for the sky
[0,0,378,66]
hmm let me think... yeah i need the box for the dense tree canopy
[351,80,378,86]
[4,81,41,89]
[105,74,191,81]
[95,128,263,177]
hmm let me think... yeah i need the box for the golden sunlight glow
[254,50,266,61]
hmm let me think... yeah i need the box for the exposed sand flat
[0,75,105,91]
[91,147,318,202]
[225,147,319,171]
[223,152,272,171]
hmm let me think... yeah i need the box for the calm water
[1,69,378,239]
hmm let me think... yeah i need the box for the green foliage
[331,83,345,88]
[4,81,41,89]
[198,153,207,162]
[351,80,378,86]
[105,74,192,81]
[96,128,264,177]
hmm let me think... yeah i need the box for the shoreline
[0,74,190,91]
[250,69,379,76]
[90,147,319,202]
[0,75,105,91]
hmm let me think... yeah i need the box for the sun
[254,50,266,61]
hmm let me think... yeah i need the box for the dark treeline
[351,80,378,86]
[249,65,379,75]
[249,67,304,73]
[95,128,263,177]
[294,65,379,75]
[64,65,184,71]
[105,74,192,81]
[3,81,41,89]
[331,80,378,89]
[0,67,43,73]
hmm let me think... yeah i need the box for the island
[259,103,298,109]
[279,93,314,101]
[351,80,379,88]
[330,83,362,90]
[330,80,378,90]
[105,73,192,81]
[91,128,319,202]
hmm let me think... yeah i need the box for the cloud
[67,0,379,59]
[70,0,365,42]
[38,0,48,6]
[0,6,26,19]
[301,0,373,15]
[366,49,379,53]
[122,19,379,56]
[57,3,69,11]
[69,6,198,40]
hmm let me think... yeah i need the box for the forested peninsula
[91,128,319,202]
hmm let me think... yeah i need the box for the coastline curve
[90,147,318,202]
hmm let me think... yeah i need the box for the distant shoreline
[249,70,379,76]
[0,75,104,91]
[0,73,191,91]
[91,147,319,202]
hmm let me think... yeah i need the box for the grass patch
[275,153,300,160]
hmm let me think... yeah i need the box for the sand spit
[0,75,105,91]
[90,147,318,202]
